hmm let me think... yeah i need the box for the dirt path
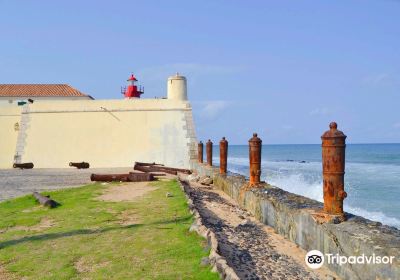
[0,265,15,280]
[97,182,158,202]
[181,178,340,280]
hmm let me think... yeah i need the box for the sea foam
[221,156,400,229]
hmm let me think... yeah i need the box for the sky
[0,0,399,144]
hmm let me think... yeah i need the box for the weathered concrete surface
[0,168,133,201]
[178,179,240,280]
[180,177,335,280]
[190,161,400,280]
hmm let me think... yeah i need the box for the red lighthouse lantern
[122,74,144,99]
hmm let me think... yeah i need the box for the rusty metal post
[206,139,213,166]
[198,141,204,163]
[249,133,262,186]
[321,122,347,218]
[219,137,228,174]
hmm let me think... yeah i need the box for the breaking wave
[222,156,400,229]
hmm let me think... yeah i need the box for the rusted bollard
[249,133,262,186]
[219,137,228,174]
[198,141,203,163]
[206,139,213,166]
[321,122,347,219]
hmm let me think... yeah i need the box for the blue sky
[1,0,399,144]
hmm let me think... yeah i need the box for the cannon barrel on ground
[91,172,155,182]
[134,162,164,167]
[159,166,191,174]
[145,173,166,176]
[13,162,34,169]
[90,174,130,182]
[69,162,90,169]
[133,163,191,175]
[128,172,155,182]
[33,192,58,208]
[133,164,177,175]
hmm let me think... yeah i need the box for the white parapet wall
[0,106,22,168]
[1,99,197,169]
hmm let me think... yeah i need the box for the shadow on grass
[0,215,192,249]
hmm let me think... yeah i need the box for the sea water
[212,144,400,229]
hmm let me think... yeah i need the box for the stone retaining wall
[177,179,239,280]
[190,161,400,280]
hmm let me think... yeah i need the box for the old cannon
[133,162,191,175]
[134,162,164,167]
[90,173,130,182]
[133,163,177,175]
[90,172,155,182]
[128,172,155,182]
[69,162,90,169]
[13,162,34,169]
[33,192,59,208]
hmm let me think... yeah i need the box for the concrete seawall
[191,161,400,280]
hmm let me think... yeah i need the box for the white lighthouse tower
[167,73,187,101]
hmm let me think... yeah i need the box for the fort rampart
[0,99,197,169]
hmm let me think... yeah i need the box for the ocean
[212,144,400,229]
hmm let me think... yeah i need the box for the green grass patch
[0,180,219,280]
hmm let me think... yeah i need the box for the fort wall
[0,106,21,168]
[0,99,197,168]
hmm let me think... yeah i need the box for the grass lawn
[0,179,219,280]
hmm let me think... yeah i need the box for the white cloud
[362,73,399,87]
[309,107,330,116]
[366,73,389,85]
[199,100,230,121]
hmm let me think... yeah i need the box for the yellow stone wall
[0,99,197,169]
[0,106,21,168]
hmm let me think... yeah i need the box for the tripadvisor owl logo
[305,250,396,269]
[305,250,324,269]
